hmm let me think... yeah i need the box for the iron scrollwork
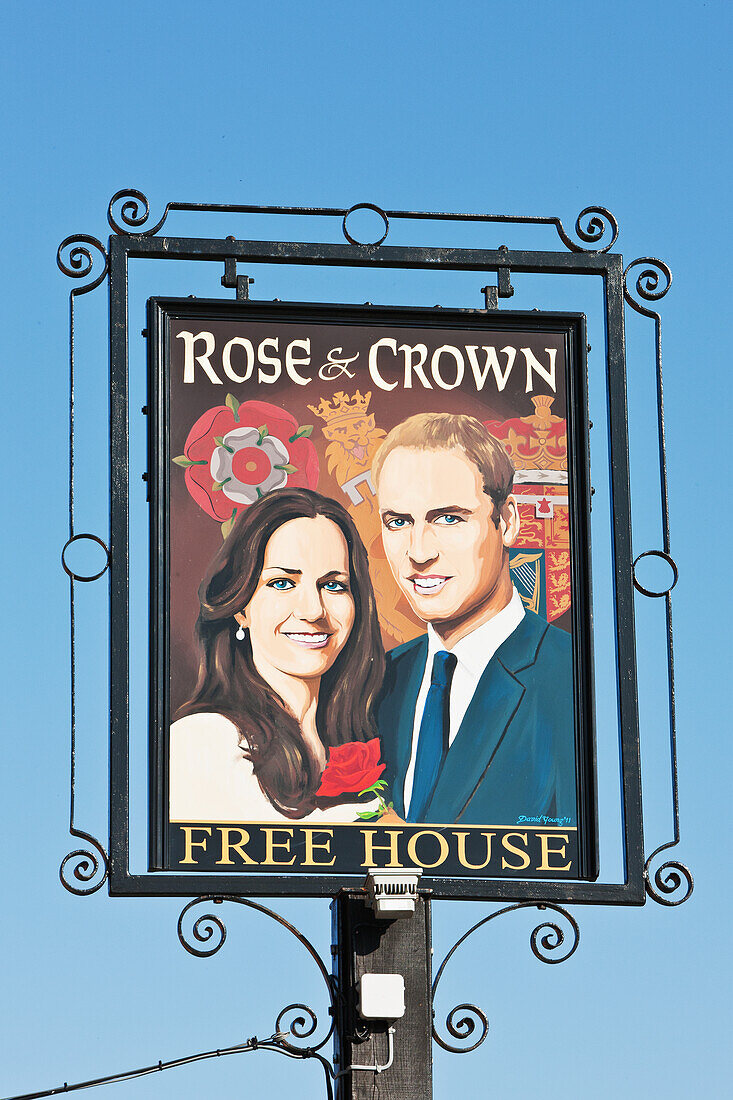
[57,233,110,897]
[178,896,336,1053]
[59,833,109,896]
[624,257,693,907]
[437,1004,489,1054]
[57,234,109,293]
[275,1004,321,1044]
[59,195,690,910]
[104,186,619,259]
[432,902,579,1053]
[624,256,673,315]
[554,206,619,253]
[56,199,623,908]
[644,852,694,907]
[108,188,172,238]
[381,203,618,253]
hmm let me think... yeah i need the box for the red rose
[316,739,386,798]
[174,396,319,526]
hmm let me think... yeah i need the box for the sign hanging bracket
[221,239,254,300]
[482,245,515,310]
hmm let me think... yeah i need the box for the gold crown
[488,395,567,472]
[308,390,373,425]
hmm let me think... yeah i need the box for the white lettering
[222,336,255,383]
[368,338,399,391]
[177,330,221,384]
[466,345,516,392]
[285,338,311,385]
[522,347,557,393]
[399,342,430,389]
[431,344,464,390]
[257,337,281,383]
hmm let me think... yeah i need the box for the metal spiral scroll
[59,830,109,895]
[435,1004,490,1054]
[108,188,171,237]
[644,847,694,907]
[276,1004,321,1044]
[623,256,672,317]
[178,896,336,1052]
[554,206,619,253]
[432,902,579,1053]
[57,235,109,294]
[177,897,228,956]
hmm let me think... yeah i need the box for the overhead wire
[2,1032,334,1100]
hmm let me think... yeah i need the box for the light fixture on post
[364,868,422,919]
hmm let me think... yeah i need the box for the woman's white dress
[170,712,378,823]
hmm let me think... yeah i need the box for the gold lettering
[455,830,495,870]
[180,826,212,865]
[262,827,296,866]
[501,832,530,870]
[303,829,336,867]
[362,829,403,867]
[216,827,257,865]
[406,830,450,869]
[537,832,571,872]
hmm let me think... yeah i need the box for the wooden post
[332,891,433,1099]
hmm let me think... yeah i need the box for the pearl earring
[235,624,246,641]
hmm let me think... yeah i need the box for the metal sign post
[52,194,692,1098]
[333,877,432,1099]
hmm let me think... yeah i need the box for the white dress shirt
[403,588,526,815]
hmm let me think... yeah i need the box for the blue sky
[2,2,731,1096]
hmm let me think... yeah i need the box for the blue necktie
[409,650,458,821]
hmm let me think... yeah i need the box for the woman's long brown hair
[177,488,385,818]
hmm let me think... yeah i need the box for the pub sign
[146,299,597,891]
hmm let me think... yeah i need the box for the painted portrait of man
[158,304,590,879]
[374,412,578,826]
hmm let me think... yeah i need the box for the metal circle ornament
[61,533,111,583]
[632,549,678,599]
[342,203,390,247]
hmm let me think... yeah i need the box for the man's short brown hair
[372,412,515,521]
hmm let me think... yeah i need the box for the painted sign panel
[148,300,596,887]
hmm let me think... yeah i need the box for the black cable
[1,1032,332,1100]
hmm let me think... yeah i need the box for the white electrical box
[358,973,406,1020]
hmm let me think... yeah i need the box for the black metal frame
[111,230,629,903]
[56,193,692,912]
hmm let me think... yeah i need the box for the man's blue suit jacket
[376,611,577,825]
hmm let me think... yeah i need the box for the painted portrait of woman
[169,487,387,823]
